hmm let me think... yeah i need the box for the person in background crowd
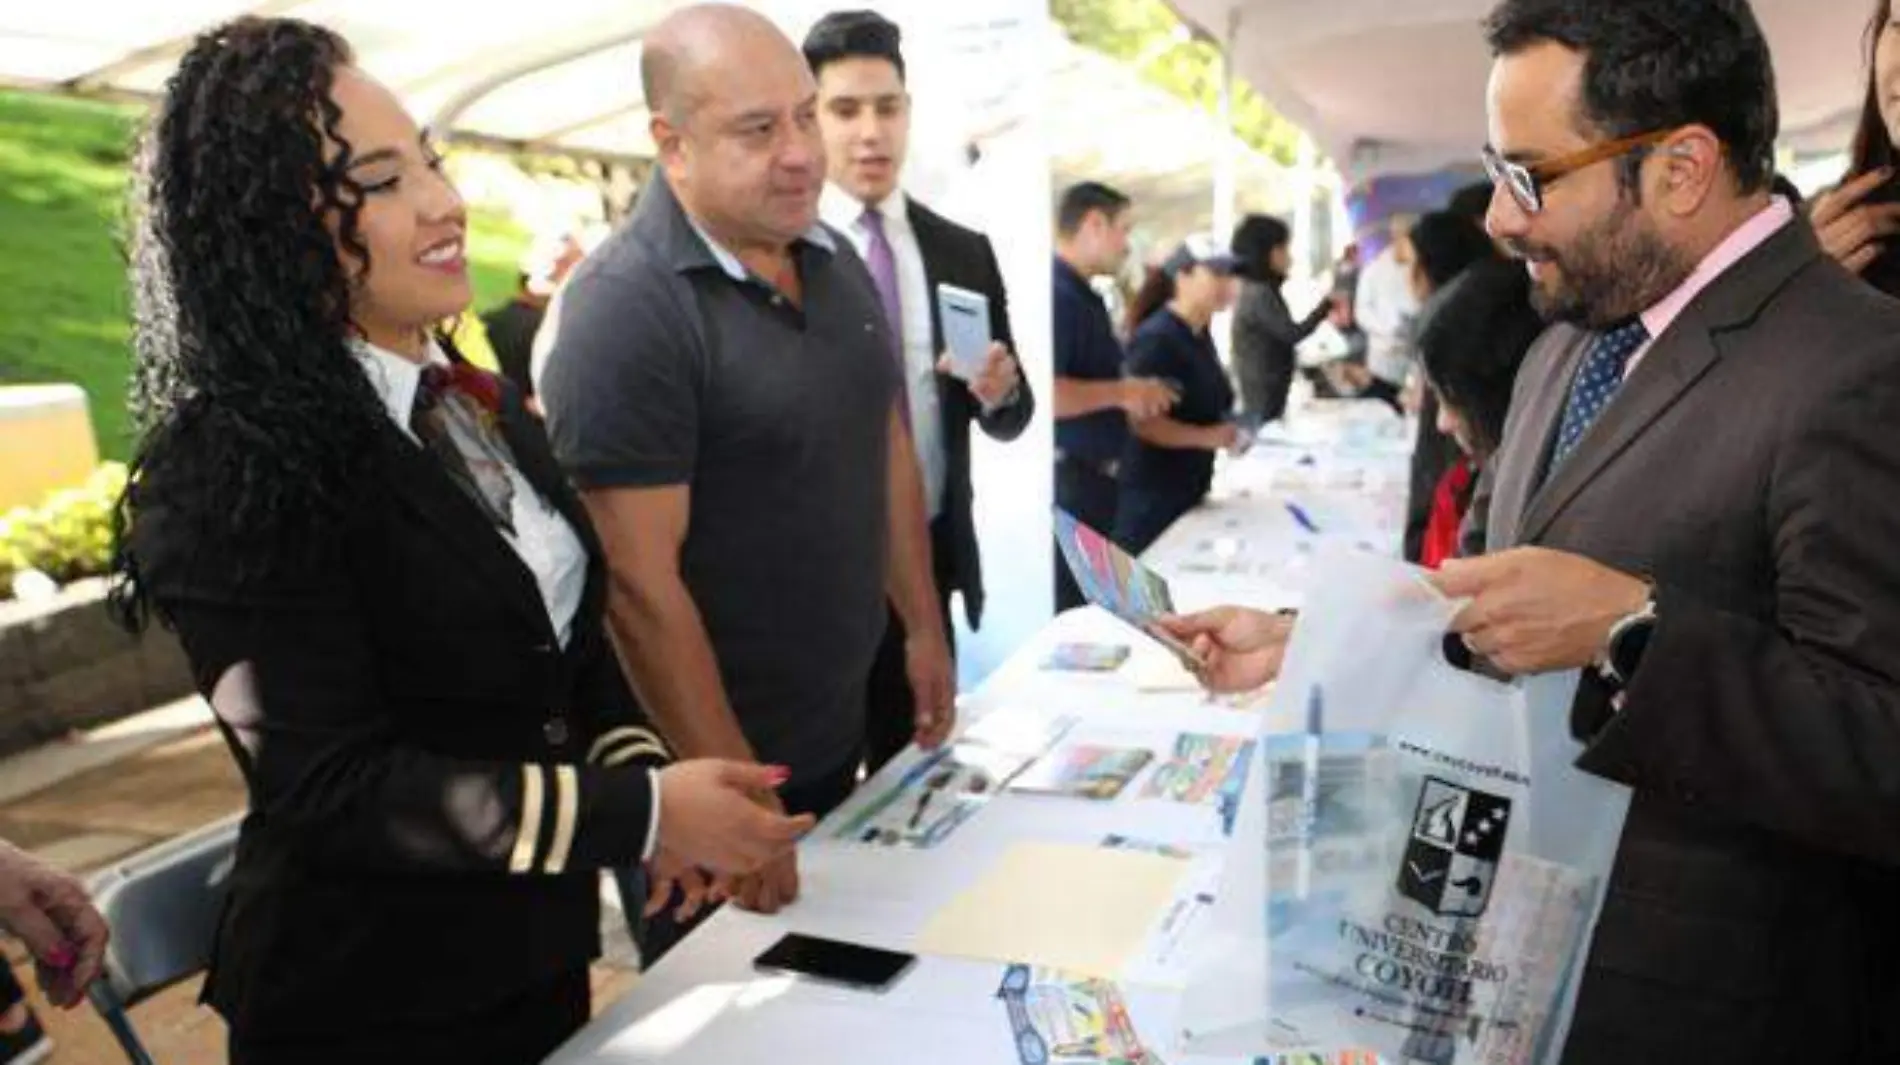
[480,232,584,412]
[1446,180,1501,239]
[111,18,808,1062]
[1229,214,1342,425]
[1407,210,1499,320]
[1051,182,1177,609]
[1402,208,1503,562]
[1413,257,1543,567]
[1112,236,1242,555]
[1173,0,1900,1058]
[1808,0,1900,295]
[541,4,952,923]
[1332,241,1363,306]
[1324,241,1366,376]
[0,838,110,1064]
[1349,214,1419,411]
[1292,242,1363,400]
[805,9,1035,776]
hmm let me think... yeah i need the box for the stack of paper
[915,843,1189,978]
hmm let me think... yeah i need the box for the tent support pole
[1212,5,1240,243]
[1293,134,1318,279]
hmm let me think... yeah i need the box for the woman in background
[1400,210,1502,564]
[1413,258,1544,567]
[0,839,109,1064]
[1112,237,1243,555]
[1808,0,1900,293]
[1152,258,1542,689]
[111,18,808,1063]
[1229,214,1339,425]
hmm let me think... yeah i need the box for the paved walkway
[0,700,642,1063]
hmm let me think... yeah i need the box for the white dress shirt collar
[351,336,448,443]
[821,183,910,233]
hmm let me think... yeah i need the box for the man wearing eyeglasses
[1432,0,1900,1059]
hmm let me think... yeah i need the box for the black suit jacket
[1465,219,1900,1062]
[906,198,1036,629]
[127,364,669,1039]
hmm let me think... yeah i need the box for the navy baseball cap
[1160,233,1240,278]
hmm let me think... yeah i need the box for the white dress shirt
[821,184,948,519]
[1354,245,1421,386]
[354,338,662,863]
[354,338,589,648]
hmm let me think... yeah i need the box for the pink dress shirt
[1625,197,1794,378]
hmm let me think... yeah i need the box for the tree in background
[0,90,537,460]
[1052,0,1308,167]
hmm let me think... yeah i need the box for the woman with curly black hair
[111,17,811,1062]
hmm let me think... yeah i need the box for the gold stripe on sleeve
[587,727,668,765]
[601,741,670,768]
[543,765,580,875]
[508,764,546,874]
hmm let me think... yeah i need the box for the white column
[1331,167,1352,258]
[1211,6,1241,243]
[1291,133,1318,281]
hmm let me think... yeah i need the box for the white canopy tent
[1042,37,1330,259]
[1,1,1315,229]
[0,0,1076,686]
[1163,0,1872,189]
[2,0,675,162]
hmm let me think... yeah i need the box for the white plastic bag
[1178,548,1629,1065]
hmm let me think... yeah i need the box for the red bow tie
[417,362,503,415]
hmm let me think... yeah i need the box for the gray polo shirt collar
[635,173,836,282]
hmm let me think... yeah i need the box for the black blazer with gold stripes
[125,367,669,1040]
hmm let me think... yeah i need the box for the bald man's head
[642,3,796,125]
[642,3,825,254]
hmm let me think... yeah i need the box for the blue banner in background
[1345,169,1485,255]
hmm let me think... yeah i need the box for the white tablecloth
[548,399,1412,1065]
[1147,403,1413,610]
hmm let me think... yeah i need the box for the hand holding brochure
[1052,509,1207,669]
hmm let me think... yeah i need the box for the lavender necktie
[860,208,911,426]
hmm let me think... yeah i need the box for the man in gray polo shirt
[539,4,953,917]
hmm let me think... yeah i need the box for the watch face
[1611,616,1656,684]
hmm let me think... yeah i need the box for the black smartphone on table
[753,933,917,992]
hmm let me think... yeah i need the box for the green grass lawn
[0,90,528,462]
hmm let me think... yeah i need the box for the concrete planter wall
[0,579,194,756]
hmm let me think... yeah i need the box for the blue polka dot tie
[1549,319,1649,472]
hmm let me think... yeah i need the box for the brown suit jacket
[1464,219,1900,1063]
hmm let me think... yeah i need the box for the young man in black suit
[805,10,1037,774]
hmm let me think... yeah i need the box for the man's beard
[1507,199,1694,329]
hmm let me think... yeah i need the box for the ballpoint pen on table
[1286,501,1322,535]
[908,787,935,830]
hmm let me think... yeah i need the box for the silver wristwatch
[1597,598,1658,688]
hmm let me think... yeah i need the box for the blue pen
[1286,501,1321,534]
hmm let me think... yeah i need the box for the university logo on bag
[1397,776,1512,917]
